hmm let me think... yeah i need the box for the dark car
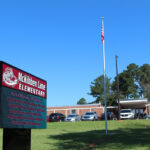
[101,112,114,120]
[49,113,65,122]
[144,114,150,119]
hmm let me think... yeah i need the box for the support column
[3,128,31,150]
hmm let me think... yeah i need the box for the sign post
[3,128,31,150]
[0,61,47,150]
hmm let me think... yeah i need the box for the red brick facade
[147,105,150,114]
[47,104,104,118]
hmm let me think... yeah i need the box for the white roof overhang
[120,99,149,109]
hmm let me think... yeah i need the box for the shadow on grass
[47,125,150,150]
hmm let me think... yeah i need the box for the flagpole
[101,17,108,134]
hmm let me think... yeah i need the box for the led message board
[0,61,47,129]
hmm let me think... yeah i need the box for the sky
[0,0,150,107]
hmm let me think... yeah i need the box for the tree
[89,75,116,105]
[112,63,140,99]
[89,63,150,105]
[112,63,150,100]
[138,64,150,100]
[77,98,87,104]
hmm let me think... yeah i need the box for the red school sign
[2,63,47,98]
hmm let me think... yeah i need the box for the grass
[0,120,150,149]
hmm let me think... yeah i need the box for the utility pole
[116,55,120,120]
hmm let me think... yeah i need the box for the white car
[81,111,98,121]
[120,109,135,119]
[65,114,80,122]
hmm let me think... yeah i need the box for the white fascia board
[47,107,104,111]
[120,99,148,104]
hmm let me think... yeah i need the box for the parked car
[81,111,98,121]
[47,116,50,122]
[65,114,80,122]
[120,109,134,119]
[144,114,150,119]
[49,113,65,122]
[134,113,145,119]
[101,112,114,120]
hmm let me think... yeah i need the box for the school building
[47,98,150,118]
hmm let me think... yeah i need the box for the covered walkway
[120,98,150,115]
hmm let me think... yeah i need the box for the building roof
[47,103,103,110]
[120,98,149,109]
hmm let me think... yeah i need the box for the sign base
[3,128,31,150]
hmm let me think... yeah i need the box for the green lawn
[0,120,150,149]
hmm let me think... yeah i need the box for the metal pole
[103,41,108,135]
[102,18,108,134]
[115,55,120,120]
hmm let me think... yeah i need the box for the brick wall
[147,105,150,114]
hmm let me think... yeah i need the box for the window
[71,109,76,114]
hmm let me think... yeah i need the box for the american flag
[101,19,104,43]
